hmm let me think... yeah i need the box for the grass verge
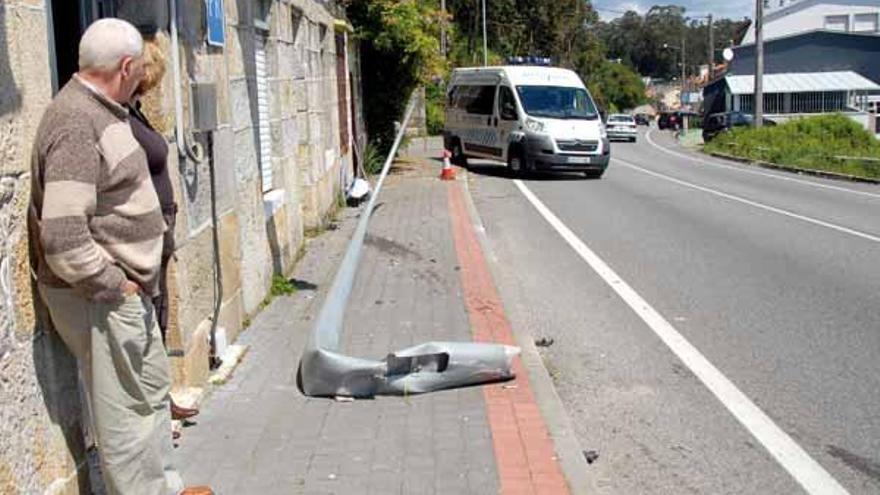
[704,114,880,179]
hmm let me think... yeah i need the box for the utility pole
[482,0,488,66]
[755,0,764,126]
[440,0,447,57]
[707,14,714,80]
[681,36,686,96]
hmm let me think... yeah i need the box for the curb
[705,151,880,185]
[458,168,594,495]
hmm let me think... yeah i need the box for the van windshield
[515,86,598,120]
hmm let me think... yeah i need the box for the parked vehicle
[634,113,650,126]
[657,111,678,130]
[702,111,777,142]
[606,114,638,142]
[444,65,611,179]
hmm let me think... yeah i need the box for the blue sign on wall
[206,0,225,47]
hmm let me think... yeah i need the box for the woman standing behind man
[129,33,200,427]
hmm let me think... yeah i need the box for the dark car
[657,112,678,130]
[634,113,650,126]
[702,111,776,142]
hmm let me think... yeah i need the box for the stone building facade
[0,0,364,492]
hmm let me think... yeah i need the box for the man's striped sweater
[30,76,165,302]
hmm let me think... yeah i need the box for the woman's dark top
[129,103,176,257]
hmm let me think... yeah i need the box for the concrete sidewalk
[175,138,582,494]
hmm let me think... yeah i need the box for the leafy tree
[345,0,747,140]
[586,62,645,112]
[598,5,751,80]
[347,0,445,151]
[445,0,603,68]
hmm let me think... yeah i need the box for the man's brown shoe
[171,399,200,420]
[180,486,213,495]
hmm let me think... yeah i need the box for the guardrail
[297,90,519,398]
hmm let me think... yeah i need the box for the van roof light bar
[506,56,551,66]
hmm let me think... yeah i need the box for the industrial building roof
[725,71,880,94]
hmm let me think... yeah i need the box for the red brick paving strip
[447,180,571,495]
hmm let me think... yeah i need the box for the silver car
[606,114,638,142]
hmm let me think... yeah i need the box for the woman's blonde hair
[137,37,166,96]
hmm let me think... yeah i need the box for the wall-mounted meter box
[191,82,218,132]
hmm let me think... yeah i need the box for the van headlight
[599,125,608,138]
[525,118,545,133]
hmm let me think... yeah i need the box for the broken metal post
[298,91,520,398]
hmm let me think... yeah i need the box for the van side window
[451,85,475,111]
[498,86,517,120]
[458,86,478,111]
[465,85,496,115]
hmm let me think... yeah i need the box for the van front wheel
[451,139,468,166]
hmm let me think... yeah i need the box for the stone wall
[286,0,350,230]
[0,1,91,493]
[0,0,358,491]
[113,0,354,389]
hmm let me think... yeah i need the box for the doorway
[49,0,117,92]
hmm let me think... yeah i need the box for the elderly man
[29,18,211,495]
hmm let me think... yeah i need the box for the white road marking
[512,178,851,495]
[644,129,880,200]
[615,157,880,244]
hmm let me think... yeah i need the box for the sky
[593,0,756,21]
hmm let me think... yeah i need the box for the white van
[443,65,610,178]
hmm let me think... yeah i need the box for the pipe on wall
[168,0,221,369]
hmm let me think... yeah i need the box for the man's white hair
[78,18,144,72]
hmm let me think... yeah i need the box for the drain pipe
[169,0,222,369]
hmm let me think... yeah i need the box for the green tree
[598,6,751,80]
[347,0,445,151]
[586,62,645,112]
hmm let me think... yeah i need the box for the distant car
[606,114,638,142]
[634,113,650,126]
[702,111,776,142]
[657,111,678,130]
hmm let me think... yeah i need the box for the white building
[742,0,880,44]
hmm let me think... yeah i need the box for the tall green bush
[425,81,446,136]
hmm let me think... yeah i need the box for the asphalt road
[464,128,880,494]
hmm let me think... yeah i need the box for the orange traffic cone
[440,150,456,181]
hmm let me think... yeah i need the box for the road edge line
[512,178,851,495]
[459,169,594,495]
